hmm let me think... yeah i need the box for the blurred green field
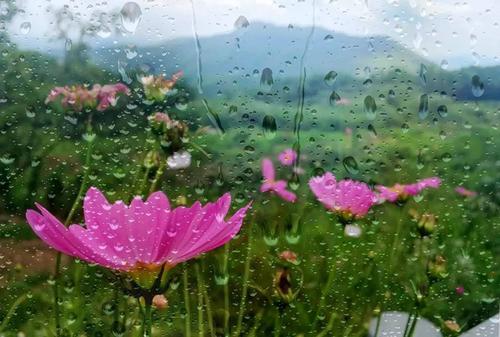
[0,31,499,337]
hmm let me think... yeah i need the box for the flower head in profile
[455,186,477,198]
[26,187,250,286]
[309,172,376,220]
[148,112,189,154]
[260,158,297,203]
[141,71,183,101]
[278,149,297,166]
[46,83,130,112]
[376,177,441,203]
[94,83,131,111]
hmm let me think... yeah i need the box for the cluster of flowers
[140,71,183,101]
[261,149,442,220]
[46,83,130,112]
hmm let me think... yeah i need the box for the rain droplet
[364,96,377,120]
[437,105,448,118]
[262,115,277,139]
[96,25,112,38]
[234,15,249,29]
[120,2,142,34]
[344,224,362,238]
[418,94,429,120]
[324,71,338,86]
[343,156,359,175]
[419,63,427,86]
[260,68,273,92]
[471,75,484,98]
[329,91,341,105]
[65,39,72,51]
[20,22,31,35]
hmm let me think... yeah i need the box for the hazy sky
[7,0,500,68]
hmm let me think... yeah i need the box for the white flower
[167,151,191,169]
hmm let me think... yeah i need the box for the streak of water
[190,0,203,94]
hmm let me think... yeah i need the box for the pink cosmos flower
[278,149,297,166]
[309,172,376,219]
[26,187,250,272]
[46,83,130,112]
[95,83,131,111]
[455,186,477,198]
[376,177,441,203]
[260,158,297,203]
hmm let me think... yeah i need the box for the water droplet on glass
[20,22,31,35]
[471,75,484,98]
[418,94,429,120]
[364,95,377,120]
[329,91,341,105]
[234,15,249,29]
[437,105,448,118]
[65,39,72,51]
[260,68,273,92]
[262,115,277,139]
[344,224,362,238]
[120,2,142,34]
[419,63,427,86]
[324,71,338,86]
[343,156,359,175]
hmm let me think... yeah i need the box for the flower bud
[417,213,437,237]
[152,294,168,310]
[427,255,448,281]
[443,320,461,333]
[274,268,295,304]
[143,150,161,169]
[279,250,298,265]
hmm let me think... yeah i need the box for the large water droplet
[120,2,142,34]
[324,71,338,86]
[364,96,377,120]
[262,115,277,139]
[343,156,359,175]
[329,91,341,105]
[20,22,31,35]
[65,39,72,51]
[418,94,429,120]
[234,15,249,29]
[471,75,484,98]
[419,63,427,86]
[437,105,448,118]
[260,68,273,92]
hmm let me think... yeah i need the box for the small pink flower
[46,83,130,112]
[309,172,376,219]
[376,177,441,203]
[455,186,477,198]
[455,286,465,296]
[95,83,131,111]
[260,158,297,203]
[26,187,250,272]
[278,149,297,166]
[279,250,298,264]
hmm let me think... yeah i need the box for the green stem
[137,166,151,196]
[52,120,94,337]
[402,312,414,337]
[373,311,382,337]
[195,263,204,337]
[313,256,336,330]
[201,261,215,337]
[273,310,281,337]
[0,294,28,332]
[149,162,165,194]
[316,313,337,337]
[142,297,153,337]
[247,310,263,337]
[406,312,419,337]
[233,225,252,337]
[223,243,230,337]
[183,267,192,337]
